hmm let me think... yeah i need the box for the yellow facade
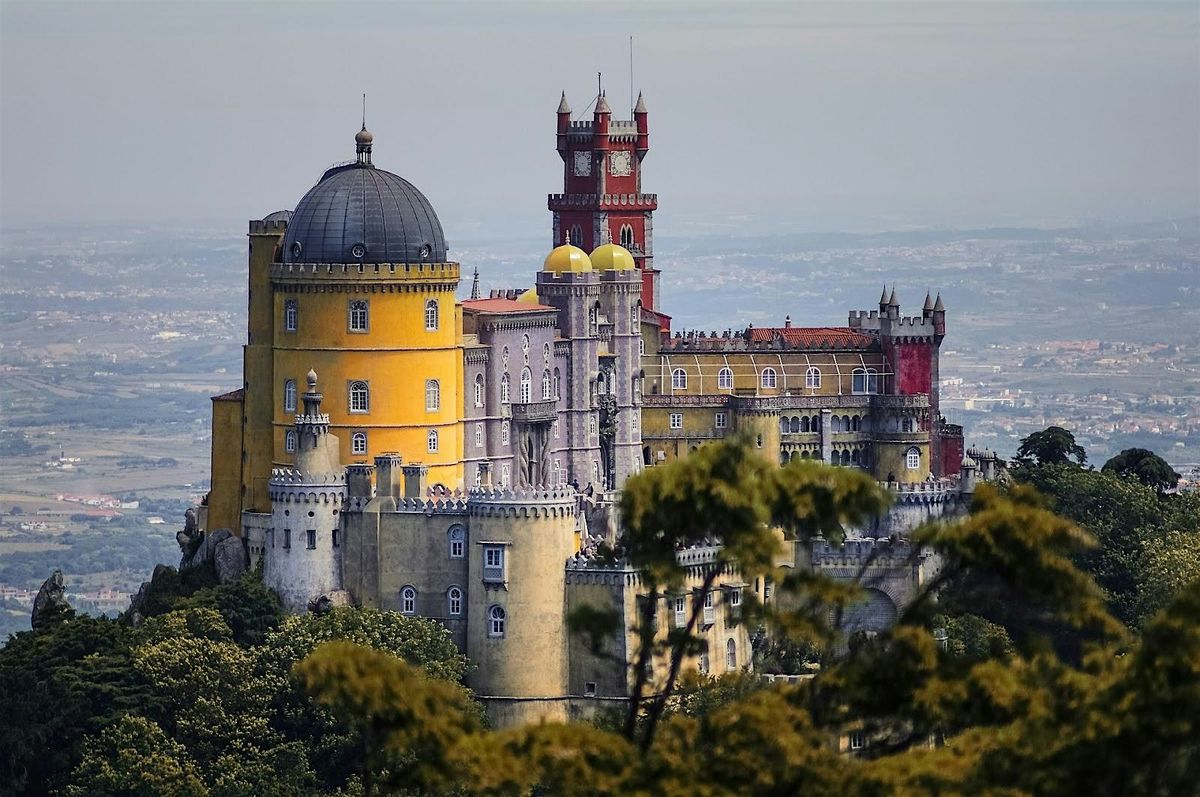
[206,392,244,533]
[271,262,465,490]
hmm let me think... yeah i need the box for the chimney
[346,463,376,501]
[374,453,403,498]
[402,463,429,499]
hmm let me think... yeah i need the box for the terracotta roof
[211,388,245,402]
[747,326,875,349]
[461,298,554,314]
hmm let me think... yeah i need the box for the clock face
[609,150,632,177]
[573,151,592,177]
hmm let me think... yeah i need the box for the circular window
[419,243,432,260]
[291,241,303,258]
[350,243,366,259]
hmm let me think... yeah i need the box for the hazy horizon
[2,1,1198,241]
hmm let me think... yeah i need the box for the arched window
[800,417,809,433]
[427,429,439,452]
[351,431,367,455]
[671,368,687,390]
[806,366,821,389]
[424,299,439,331]
[348,300,369,332]
[569,225,583,247]
[401,586,416,615]
[620,224,634,249]
[425,379,440,412]
[283,299,297,332]
[842,450,852,466]
[447,587,463,617]
[790,417,800,433]
[851,449,861,466]
[349,381,369,413]
[284,430,297,453]
[501,464,511,487]
[500,374,510,404]
[832,415,843,433]
[588,303,599,335]
[718,367,733,390]
[906,447,921,470]
[474,373,485,408]
[541,369,553,400]
[284,379,297,412]
[501,420,510,445]
[726,638,737,669]
[852,415,861,432]
[553,368,561,398]
[520,367,532,403]
[853,368,879,394]
[780,418,790,434]
[448,526,465,559]
[474,423,483,448]
[760,368,777,389]
[488,604,506,637]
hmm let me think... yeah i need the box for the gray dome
[282,162,447,265]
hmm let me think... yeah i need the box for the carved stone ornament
[609,150,632,177]
[573,151,592,176]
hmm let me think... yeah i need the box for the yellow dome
[590,243,637,271]
[543,244,592,274]
[516,287,540,304]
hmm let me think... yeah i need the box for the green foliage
[1015,425,1088,467]
[934,613,1015,661]
[60,715,207,797]
[174,571,283,646]
[1102,447,1181,494]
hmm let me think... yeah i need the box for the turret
[593,92,611,150]
[634,91,649,156]
[960,454,977,494]
[879,285,890,314]
[923,291,934,318]
[556,92,571,155]
[932,293,946,335]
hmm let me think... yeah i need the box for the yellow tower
[209,127,467,534]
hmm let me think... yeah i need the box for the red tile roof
[461,298,554,314]
[211,388,245,402]
[747,326,875,349]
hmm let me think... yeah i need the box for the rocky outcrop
[213,535,248,584]
[307,590,352,615]
[31,570,71,629]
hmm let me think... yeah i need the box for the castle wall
[207,393,244,534]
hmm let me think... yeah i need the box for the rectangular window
[584,681,597,698]
[849,731,865,750]
[714,412,727,430]
[483,545,506,583]
[669,413,683,430]
[427,429,439,453]
[306,529,316,550]
[284,299,297,332]
[475,423,483,448]
[332,529,339,548]
[673,595,687,627]
[283,529,291,549]
[702,590,715,626]
[348,300,369,332]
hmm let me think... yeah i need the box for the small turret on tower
[556,92,572,154]
[634,91,649,155]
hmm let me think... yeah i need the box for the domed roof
[281,131,446,265]
[543,244,592,274]
[516,287,540,304]
[590,243,636,271]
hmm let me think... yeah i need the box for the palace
[200,89,985,726]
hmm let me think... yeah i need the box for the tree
[1015,425,1087,467]
[1102,448,1181,494]
[60,715,207,797]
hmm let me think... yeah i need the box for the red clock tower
[551,90,669,330]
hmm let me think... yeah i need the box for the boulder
[31,569,71,629]
[213,535,248,584]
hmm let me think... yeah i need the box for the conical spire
[880,285,890,305]
[933,293,945,311]
[595,91,611,114]
[557,91,571,114]
[470,267,481,300]
[634,91,647,114]
[923,291,934,312]
[888,286,899,306]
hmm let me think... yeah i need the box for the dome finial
[355,94,373,166]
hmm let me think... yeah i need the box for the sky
[1,1,1197,239]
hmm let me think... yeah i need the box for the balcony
[510,399,557,423]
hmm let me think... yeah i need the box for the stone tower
[265,370,347,612]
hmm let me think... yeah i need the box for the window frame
[448,526,465,559]
[671,368,687,391]
[400,586,417,615]
[669,412,683,430]
[425,379,441,412]
[284,379,297,412]
[806,366,821,389]
[427,429,439,453]
[348,380,370,413]
[487,604,506,638]
[348,299,370,333]
[717,367,733,391]
[474,373,485,408]
[447,586,463,617]
[283,299,298,332]
[760,367,778,389]
[350,431,367,455]
[424,298,439,331]
[284,429,297,453]
[714,411,727,430]
[306,529,316,550]
[906,446,921,470]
